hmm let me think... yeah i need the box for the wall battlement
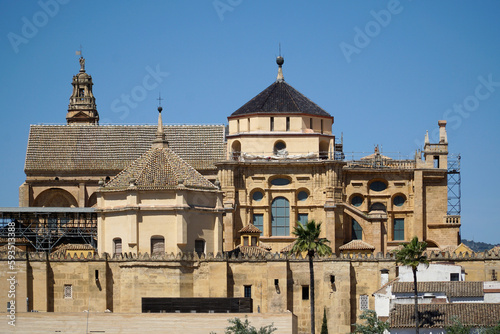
[1,249,499,262]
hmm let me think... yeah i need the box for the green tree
[481,321,500,334]
[210,317,276,334]
[351,310,389,334]
[290,220,332,334]
[394,236,428,334]
[320,308,328,334]
[445,316,471,334]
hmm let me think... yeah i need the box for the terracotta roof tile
[102,146,217,191]
[52,243,95,255]
[25,125,225,173]
[390,303,500,328]
[280,240,297,253]
[228,245,270,257]
[392,281,484,298]
[339,240,375,251]
[231,81,331,117]
[238,223,262,234]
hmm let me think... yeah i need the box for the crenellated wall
[1,250,499,334]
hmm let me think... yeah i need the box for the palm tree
[290,220,332,334]
[394,236,428,334]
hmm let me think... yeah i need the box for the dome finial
[276,44,284,82]
[152,94,168,148]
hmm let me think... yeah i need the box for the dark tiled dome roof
[231,81,331,117]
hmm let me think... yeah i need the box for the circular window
[351,196,363,207]
[271,178,290,186]
[298,191,309,201]
[252,191,264,201]
[394,195,405,207]
[274,141,286,150]
[369,181,387,192]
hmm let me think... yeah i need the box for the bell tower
[66,57,99,125]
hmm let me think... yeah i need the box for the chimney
[380,268,389,287]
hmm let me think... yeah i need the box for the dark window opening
[450,273,460,281]
[270,117,274,131]
[244,285,252,298]
[434,156,439,168]
[351,196,363,207]
[151,236,165,254]
[195,239,205,256]
[113,238,122,255]
[286,117,290,131]
[302,286,309,300]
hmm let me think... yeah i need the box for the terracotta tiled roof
[392,281,484,298]
[102,146,217,191]
[25,124,225,173]
[230,81,331,117]
[0,244,24,252]
[238,223,262,234]
[280,240,297,253]
[258,242,273,251]
[390,303,500,328]
[228,245,270,257]
[52,243,95,255]
[339,240,375,251]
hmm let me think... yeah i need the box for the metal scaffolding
[0,207,97,253]
[447,154,461,215]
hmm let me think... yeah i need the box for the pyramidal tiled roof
[339,240,375,251]
[238,223,262,234]
[230,60,331,117]
[102,146,217,191]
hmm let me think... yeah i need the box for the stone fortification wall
[1,250,499,334]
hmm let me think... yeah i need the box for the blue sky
[0,0,499,244]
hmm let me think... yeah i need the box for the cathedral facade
[0,56,479,334]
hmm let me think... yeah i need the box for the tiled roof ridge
[392,281,484,297]
[31,124,225,128]
[390,303,500,328]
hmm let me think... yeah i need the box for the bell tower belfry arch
[66,56,99,125]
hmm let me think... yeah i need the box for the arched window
[231,140,241,160]
[271,197,290,236]
[352,220,362,240]
[370,202,386,212]
[273,141,286,155]
[113,238,122,256]
[151,236,165,254]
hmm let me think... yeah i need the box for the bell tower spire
[66,56,99,125]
